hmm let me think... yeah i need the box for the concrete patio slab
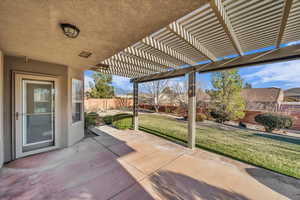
[1,125,299,200]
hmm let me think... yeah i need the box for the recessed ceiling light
[60,23,80,38]
[78,51,92,58]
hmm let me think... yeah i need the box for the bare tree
[171,81,188,110]
[140,80,169,112]
[171,79,206,108]
[114,87,133,111]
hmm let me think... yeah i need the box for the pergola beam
[131,43,300,83]
[133,82,139,131]
[142,37,196,66]
[210,0,244,56]
[187,71,196,149]
[168,22,217,61]
[276,0,293,48]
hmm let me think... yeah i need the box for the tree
[171,81,188,109]
[115,87,132,110]
[87,72,115,98]
[140,80,169,112]
[209,69,245,123]
[244,82,252,89]
[171,79,207,116]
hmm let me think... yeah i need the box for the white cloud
[243,60,300,87]
[112,76,132,93]
[285,40,300,46]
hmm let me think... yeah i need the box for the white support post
[133,82,139,131]
[188,71,196,149]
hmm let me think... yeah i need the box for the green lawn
[139,114,300,179]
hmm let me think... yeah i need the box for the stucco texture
[0,0,206,70]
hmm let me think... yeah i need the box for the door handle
[16,112,19,120]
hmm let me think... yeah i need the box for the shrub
[112,113,133,130]
[84,112,98,128]
[210,109,230,123]
[103,115,113,125]
[196,113,207,122]
[255,113,293,132]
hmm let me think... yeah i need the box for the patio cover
[91,0,300,80]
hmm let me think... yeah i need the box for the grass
[139,114,300,179]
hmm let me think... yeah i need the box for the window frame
[71,79,83,124]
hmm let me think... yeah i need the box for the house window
[72,79,83,123]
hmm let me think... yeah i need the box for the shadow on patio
[246,168,300,200]
[150,171,249,200]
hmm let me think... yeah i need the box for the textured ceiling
[0,0,206,69]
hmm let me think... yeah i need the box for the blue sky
[85,41,300,93]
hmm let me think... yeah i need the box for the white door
[15,73,59,158]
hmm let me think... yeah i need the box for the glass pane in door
[22,80,54,150]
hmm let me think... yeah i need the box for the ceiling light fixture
[60,23,80,38]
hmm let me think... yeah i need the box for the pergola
[91,0,300,148]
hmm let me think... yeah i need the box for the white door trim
[15,73,61,158]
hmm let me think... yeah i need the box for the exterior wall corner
[0,50,4,167]
[67,67,85,146]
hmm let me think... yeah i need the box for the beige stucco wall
[3,56,70,162]
[67,67,85,146]
[0,50,4,167]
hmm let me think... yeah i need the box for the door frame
[14,72,60,158]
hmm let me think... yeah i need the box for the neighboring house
[241,88,284,112]
[240,88,300,130]
[284,88,300,102]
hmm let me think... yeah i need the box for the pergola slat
[113,53,166,73]
[142,37,195,65]
[168,22,217,61]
